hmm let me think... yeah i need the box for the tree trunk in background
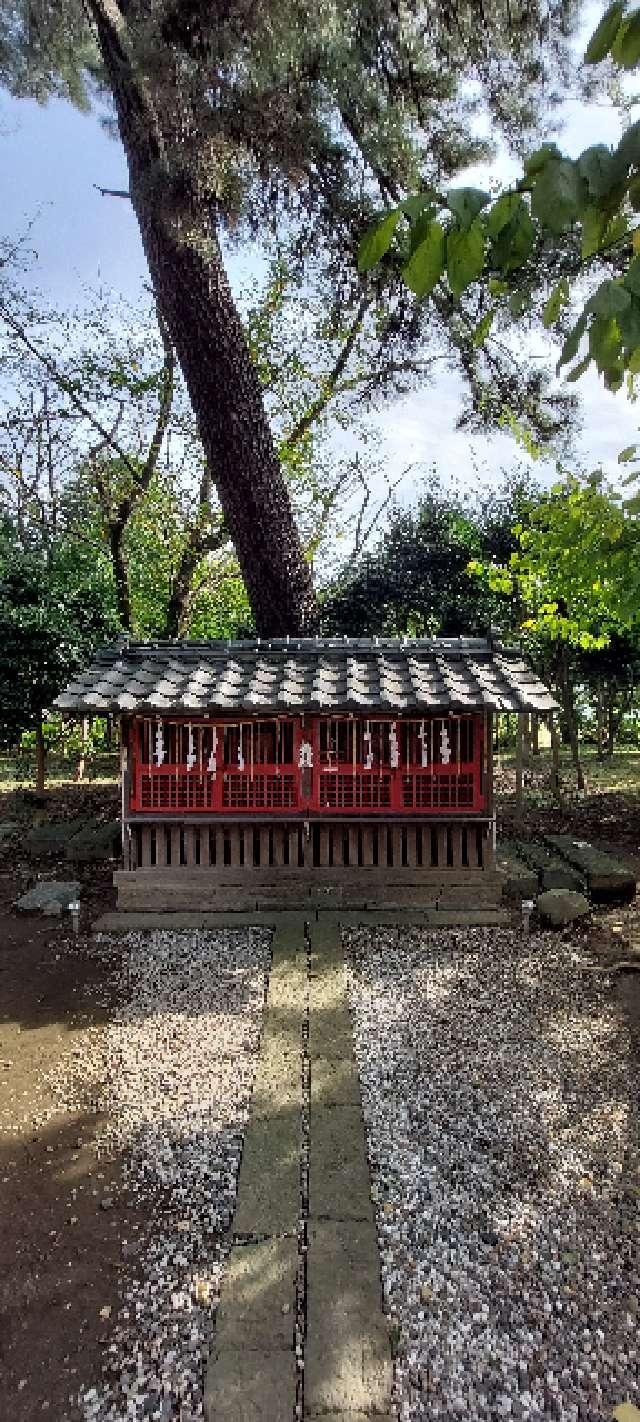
[531,713,539,756]
[35,717,46,793]
[109,523,132,632]
[89,3,318,637]
[556,646,584,792]
[76,718,90,782]
[607,694,616,758]
[515,713,524,818]
[596,680,605,762]
[549,713,561,803]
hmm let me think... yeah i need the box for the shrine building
[56,636,556,911]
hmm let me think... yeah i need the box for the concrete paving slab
[306,1414,394,1420]
[305,1224,391,1416]
[215,1238,297,1351]
[309,1105,373,1221]
[232,1115,300,1237]
[205,1348,296,1422]
[311,1054,362,1108]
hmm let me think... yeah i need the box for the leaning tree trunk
[88,2,318,638]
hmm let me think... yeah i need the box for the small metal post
[69,898,81,936]
[521,898,534,938]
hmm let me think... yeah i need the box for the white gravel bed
[56,927,270,1422]
[345,926,639,1422]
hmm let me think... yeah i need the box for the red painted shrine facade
[56,637,557,908]
[129,712,486,817]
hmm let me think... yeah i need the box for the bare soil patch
[0,870,135,1422]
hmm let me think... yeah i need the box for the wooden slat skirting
[124,818,490,877]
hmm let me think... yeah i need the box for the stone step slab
[514,839,584,893]
[545,835,636,902]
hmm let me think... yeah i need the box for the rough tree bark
[87,0,318,637]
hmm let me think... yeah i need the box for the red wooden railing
[129,714,485,815]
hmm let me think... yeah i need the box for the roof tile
[54,637,558,716]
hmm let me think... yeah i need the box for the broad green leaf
[588,278,631,316]
[487,191,520,238]
[490,198,534,273]
[472,309,495,346]
[401,221,445,297]
[616,293,640,349]
[357,210,402,272]
[531,158,588,232]
[446,186,490,231]
[577,144,621,198]
[629,174,640,208]
[566,355,593,382]
[401,194,434,221]
[612,11,640,67]
[584,1,625,61]
[446,219,485,298]
[616,118,640,168]
[524,143,562,177]
[542,278,570,327]
[581,205,606,258]
[589,312,623,373]
[557,311,588,369]
[618,444,638,461]
[509,289,532,317]
[629,345,640,372]
[408,209,437,255]
[623,256,640,295]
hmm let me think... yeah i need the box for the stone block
[16,879,81,912]
[546,834,636,902]
[537,888,590,928]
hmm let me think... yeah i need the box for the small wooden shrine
[56,636,556,910]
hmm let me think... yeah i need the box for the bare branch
[356,469,407,554]
[93,183,131,200]
[284,294,370,448]
[112,315,175,529]
[0,300,144,483]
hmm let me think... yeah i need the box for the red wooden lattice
[128,714,485,815]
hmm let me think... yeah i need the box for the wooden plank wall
[128,820,488,872]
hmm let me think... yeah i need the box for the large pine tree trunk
[89,2,318,637]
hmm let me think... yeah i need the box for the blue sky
[1,65,639,516]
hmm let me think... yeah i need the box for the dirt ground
[0,785,132,1422]
[1,777,640,1420]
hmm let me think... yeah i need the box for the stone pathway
[205,913,393,1421]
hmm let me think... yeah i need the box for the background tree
[469,471,640,785]
[322,475,530,635]
[1,0,585,631]
[0,527,119,789]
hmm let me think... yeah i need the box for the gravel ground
[345,926,639,1422]
[53,927,271,1422]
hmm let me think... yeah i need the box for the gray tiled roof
[55,638,558,715]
